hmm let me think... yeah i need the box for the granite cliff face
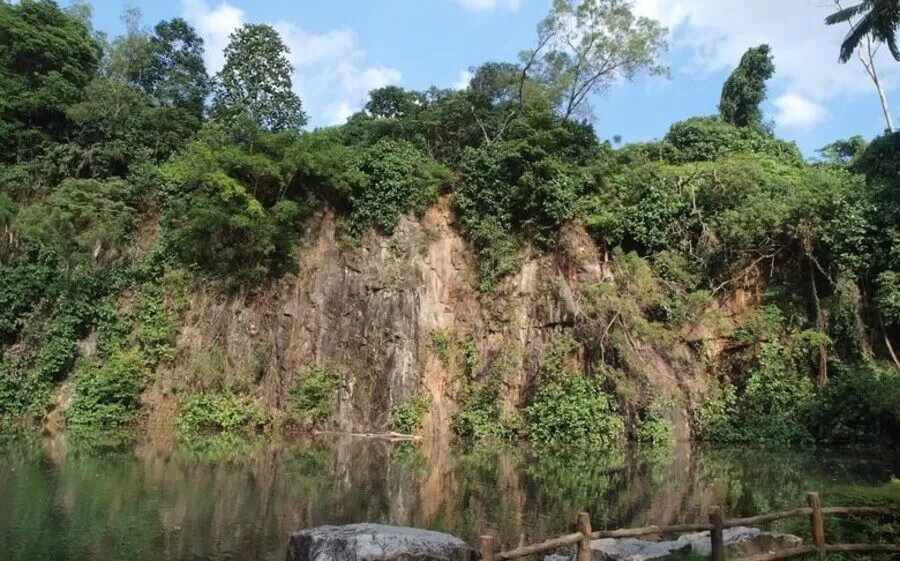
[152,199,717,439]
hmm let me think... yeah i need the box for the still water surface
[0,435,896,561]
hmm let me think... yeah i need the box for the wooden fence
[480,492,899,561]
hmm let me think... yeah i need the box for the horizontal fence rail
[482,491,898,561]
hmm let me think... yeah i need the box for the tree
[211,24,306,132]
[469,62,523,109]
[144,18,209,116]
[718,44,775,129]
[529,0,669,120]
[817,135,868,164]
[105,7,154,84]
[826,0,900,62]
[828,1,894,133]
[365,86,421,119]
[0,0,102,158]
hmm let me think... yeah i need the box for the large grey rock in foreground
[585,538,684,561]
[546,526,802,561]
[287,524,477,561]
[675,526,802,559]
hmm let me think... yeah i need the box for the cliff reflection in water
[0,436,895,561]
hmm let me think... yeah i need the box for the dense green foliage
[718,45,775,129]
[67,350,145,429]
[287,364,340,425]
[391,394,432,434]
[175,393,268,437]
[526,332,624,446]
[1,0,899,450]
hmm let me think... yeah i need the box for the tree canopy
[826,0,900,62]
[718,44,775,129]
[211,23,306,132]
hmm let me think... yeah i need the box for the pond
[0,434,896,561]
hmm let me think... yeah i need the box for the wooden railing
[480,492,899,561]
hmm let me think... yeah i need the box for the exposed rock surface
[159,200,710,438]
[286,524,476,561]
[545,527,802,561]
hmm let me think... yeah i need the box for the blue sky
[85,0,900,157]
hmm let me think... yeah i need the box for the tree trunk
[835,1,896,132]
[859,33,895,132]
[878,311,900,368]
[884,331,900,369]
[870,60,895,133]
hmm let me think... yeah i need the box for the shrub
[451,344,519,441]
[664,116,803,166]
[0,253,57,343]
[465,216,521,292]
[635,399,675,444]
[175,393,268,437]
[68,351,146,429]
[288,363,340,425]
[349,139,450,237]
[696,343,814,443]
[808,362,900,444]
[430,328,452,363]
[391,394,432,434]
[526,332,624,446]
[451,379,509,441]
[135,279,183,368]
[527,373,624,446]
[13,178,134,265]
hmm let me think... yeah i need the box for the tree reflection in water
[0,434,895,561]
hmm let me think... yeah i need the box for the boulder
[286,524,477,561]
[545,526,802,561]
[675,527,803,560]
[587,538,688,561]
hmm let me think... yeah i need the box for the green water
[0,435,895,561]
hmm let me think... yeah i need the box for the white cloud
[631,0,900,129]
[181,0,242,73]
[453,70,474,90]
[328,101,357,126]
[273,22,357,68]
[456,0,521,12]
[773,93,828,128]
[181,0,402,127]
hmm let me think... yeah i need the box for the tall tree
[0,0,102,158]
[829,1,895,133]
[365,86,421,119]
[105,7,154,84]
[718,44,775,129]
[826,0,900,62]
[144,18,209,117]
[211,24,306,132]
[528,0,669,121]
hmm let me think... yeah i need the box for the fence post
[481,535,495,561]
[709,506,725,561]
[807,492,826,561]
[577,512,592,561]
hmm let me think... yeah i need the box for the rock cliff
[152,199,713,439]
